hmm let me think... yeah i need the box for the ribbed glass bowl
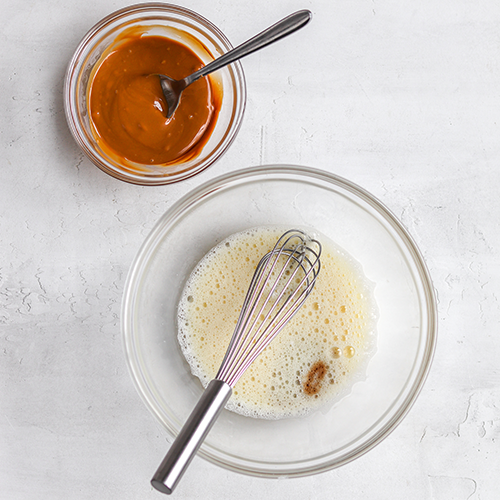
[122,165,437,477]
[64,3,246,185]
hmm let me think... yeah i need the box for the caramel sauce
[88,29,222,166]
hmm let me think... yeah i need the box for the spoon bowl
[158,10,311,118]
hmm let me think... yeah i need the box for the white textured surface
[1,0,499,498]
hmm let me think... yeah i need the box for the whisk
[151,229,321,494]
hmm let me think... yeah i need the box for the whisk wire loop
[225,245,300,368]
[215,234,295,377]
[230,250,320,383]
[216,230,321,387]
[217,249,298,385]
[221,250,307,383]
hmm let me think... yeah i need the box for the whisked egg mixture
[178,227,377,419]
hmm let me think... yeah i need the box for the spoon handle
[186,9,312,85]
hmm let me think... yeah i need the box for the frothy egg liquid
[178,227,377,419]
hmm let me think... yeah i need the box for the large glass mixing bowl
[122,165,436,477]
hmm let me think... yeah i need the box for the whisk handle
[151,379,232,495]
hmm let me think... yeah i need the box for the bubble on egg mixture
[178,226,378,419]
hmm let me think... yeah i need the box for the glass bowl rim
[121,164,437,477]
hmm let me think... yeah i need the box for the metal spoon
[156,9,312,118]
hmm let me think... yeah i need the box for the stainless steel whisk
[151,229,321,494]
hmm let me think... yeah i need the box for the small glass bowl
[122,165,437,478]
[64,3,246,185]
